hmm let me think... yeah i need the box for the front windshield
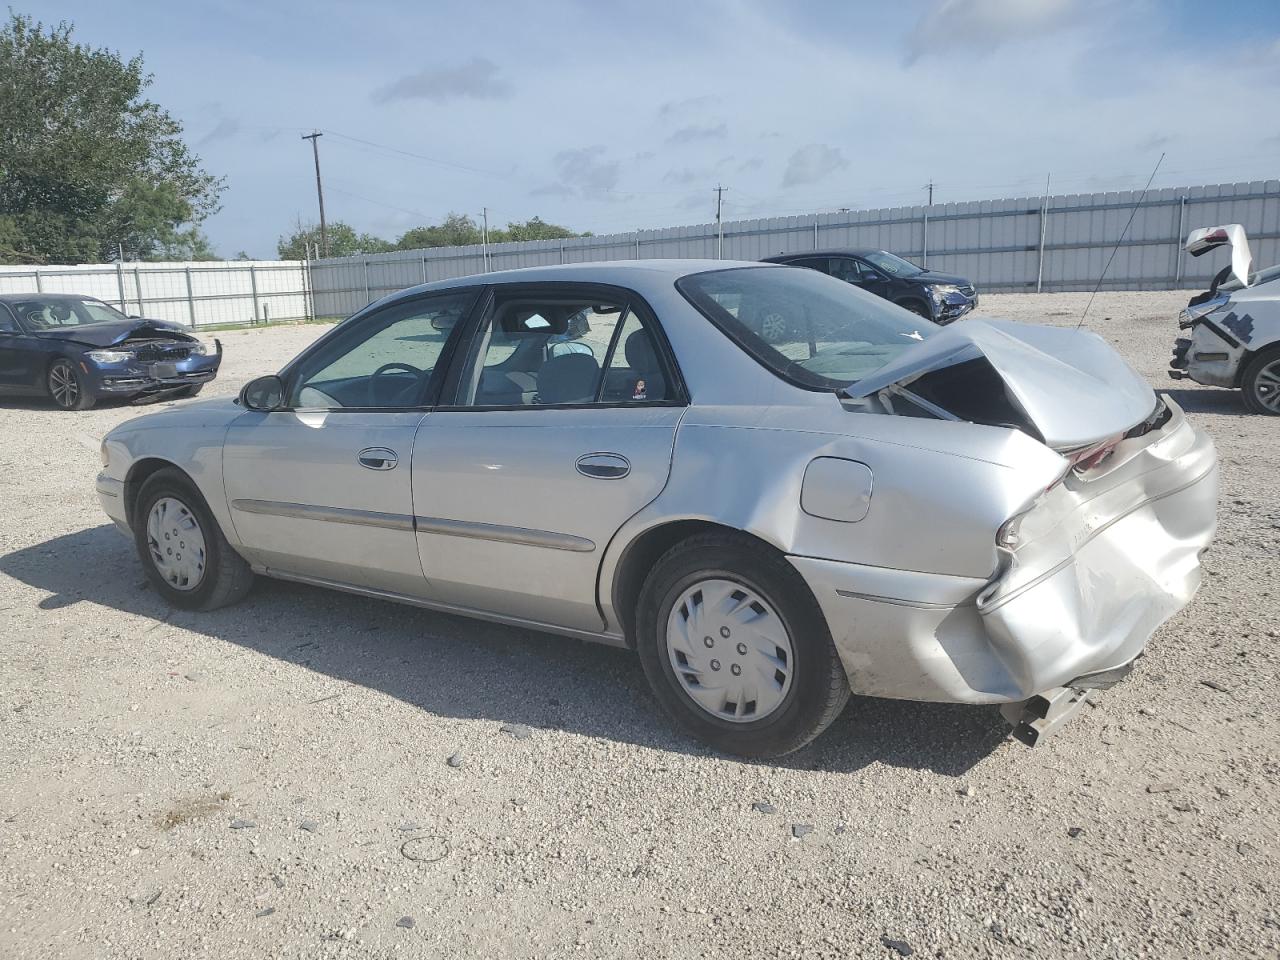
[677,266,937,390]
[862,251,925,278]
[14,298,127,329]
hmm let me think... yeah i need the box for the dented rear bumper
[790,399,1218,707]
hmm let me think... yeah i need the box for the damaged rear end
[841,319,1218,742]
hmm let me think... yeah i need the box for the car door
[222,289,477,596]
[412,284,686,634]
[0,305,41,394]
[842,257,892,300]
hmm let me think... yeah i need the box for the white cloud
[373,57,512,103]
[782,144,849,188]
[907,0,1078,62]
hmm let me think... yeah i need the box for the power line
[321,129,514,181]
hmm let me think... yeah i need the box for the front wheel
[897,299,933,320]
[1241,348,1280,415]
[635,533,850,758]
[133,468,254,610]
[48,359,94,410]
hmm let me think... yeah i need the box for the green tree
[0,13,224,264]
[500,216,582,242]
[393,212,483,250]
[391,212,587,250]
[277,220,393,260]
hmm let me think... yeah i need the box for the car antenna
[1076,152,1165,331]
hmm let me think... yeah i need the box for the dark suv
[762,249,977,324]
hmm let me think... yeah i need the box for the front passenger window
[830,259,864,284]
[290,291,475,409]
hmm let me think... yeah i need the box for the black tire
[133,467,254,610]
[897,299,932,320]
[1240,347,1280,416]
[635,533,850,758]
[47,358,95,410]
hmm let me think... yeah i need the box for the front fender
[100,400,243,546]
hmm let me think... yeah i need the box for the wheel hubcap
[49,363,79,407]
[760,313,787,342]
[665,578,795,722]
[1254,360,1280,412]
[146,497,207,591]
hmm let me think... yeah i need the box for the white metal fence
[3,180,1275,327]
[309,179,1280,318]
[0,259,309,327]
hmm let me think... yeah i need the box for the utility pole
[481,207,490,272]
[714,184,727,259]
[924,180,934,206]
[301,131,329,258]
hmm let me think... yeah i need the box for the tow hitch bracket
[1000,686,1092,747]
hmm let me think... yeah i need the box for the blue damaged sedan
[0,293,221,410]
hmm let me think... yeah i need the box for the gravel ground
[1,292,1276,959]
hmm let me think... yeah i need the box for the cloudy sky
[47,0,1280,257]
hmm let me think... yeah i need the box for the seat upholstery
[623,329,666,401]
[537,352,600,404]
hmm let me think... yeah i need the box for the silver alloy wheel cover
[759,312,787,343]
[146,496,207,591]
[1252,358,1280,412]
[665,577,795,722]
[49,362,79,407]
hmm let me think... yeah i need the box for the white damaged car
[1170,223,1280,414]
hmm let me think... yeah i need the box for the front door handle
[576,452,630,480]
[358,447,398,471]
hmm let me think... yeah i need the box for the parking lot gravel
[1,291,1276,959]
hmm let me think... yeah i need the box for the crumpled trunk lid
[840,318,1158,451]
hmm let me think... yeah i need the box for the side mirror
[240,374,286,411]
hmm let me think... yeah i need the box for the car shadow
[0,525,1010,777]
[1164,387,1249,416]
[0,395,141,412]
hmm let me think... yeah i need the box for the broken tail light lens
[1066,434,1123,473]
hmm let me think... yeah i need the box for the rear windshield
[676,266,936,390]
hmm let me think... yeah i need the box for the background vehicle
[97,261,1215,757]
[1169,224,1280,415]
[762,249,977,325]
[0,294,220,410]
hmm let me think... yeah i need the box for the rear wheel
[1241,348,1280,415]
[47,359,94,410]
[133,468,254,610]
[635,533,850,758]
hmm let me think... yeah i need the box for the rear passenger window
[460,293,672,407]
[600,311,669,402]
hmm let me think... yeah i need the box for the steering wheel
[367,362,425,406]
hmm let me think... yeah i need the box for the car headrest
[537,352,600,404]
[624,329,659,371]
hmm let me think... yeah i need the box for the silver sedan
[96,261,1218,757]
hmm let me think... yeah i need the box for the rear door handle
[576,452,630,479]
[358,447,398,471]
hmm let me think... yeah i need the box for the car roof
[0,292,109,304]
[373,258,781,308]
[762,250,883,261]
